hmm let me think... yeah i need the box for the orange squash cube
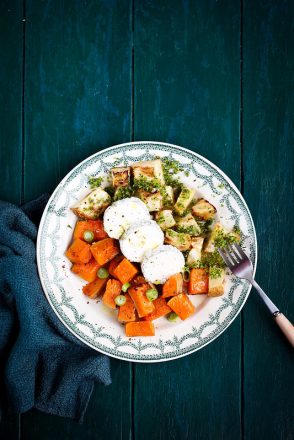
[113,258,139,284]
[71,258,100,282]
[125,321,155,337]
[143,297,171,321]
[90,238,120,265]
[117,293,136,322]
[167,293,195,320]
[65,238,92,264]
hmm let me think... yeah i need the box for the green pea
[97,267,109,279]
[146,288,158,302]
[122,282,131,292]
[167,312,179,322]
[182,268,190,282]
[115,295,127,306]
[83,230,94,243]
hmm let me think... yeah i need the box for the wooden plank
[0,0,23,204]
[0,1,23,438]
[21,1,132,438]
[133,1,241,440]
[23,0,133,201]
[242,1,294,439]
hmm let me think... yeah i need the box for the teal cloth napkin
[0,196,111,423]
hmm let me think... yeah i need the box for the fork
[218,243,294,347]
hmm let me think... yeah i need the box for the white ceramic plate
[37,141,257,362]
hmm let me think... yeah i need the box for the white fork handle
[251,280,294,347]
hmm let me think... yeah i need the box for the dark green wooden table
[1,1,293,439]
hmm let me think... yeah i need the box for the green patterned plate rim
[37,141,257,362]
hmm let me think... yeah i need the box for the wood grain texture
[243,0,294,438]
[0,1,23,439]
[133,1,242,439]
[0,0,23,204]
[23,0,133,201]
[20,1,133,439]
[1,0,293,439]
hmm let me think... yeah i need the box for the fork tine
[232,242,248,260]
[228,244,241,263]
[223,247,238,265]
[218,248,235,268]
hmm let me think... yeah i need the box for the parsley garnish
[88,176,103,188]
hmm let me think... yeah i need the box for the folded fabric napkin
[0,195,111,423]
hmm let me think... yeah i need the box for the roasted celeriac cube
[203,222,227,252]
[208,268,225,296]
[138,190,163,212]
[176,213,201,236]
[174,186,195,215]
[163,186,174,207]
[71,188,111,219]
[132,159,165,185]
[186,237,205,267]
[192,198,216,220]
[204,223,241,252]
[164,229,191,251]
[155,210,176,231]
[111,166,131,188]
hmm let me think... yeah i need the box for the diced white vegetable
[155,210,176,231]
[204,223,227,253]
[163,186,174,207]
[174,186,195,215]
[208,268,225,296]
[192,198,216,220]
[187,237,204,266]
[71,188,111,219]
[164,229,191,251]
[111,166,131,188]
[176,213,201,235]
[132,159,165,185]
[138,190,163,212]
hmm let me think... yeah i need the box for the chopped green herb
[189,251,225,273]
[88,176,103,188]
[214,229,239,248]
[104,186,116,198]
[67,224,72,229]
[133,176,161,192]
[114,186,134,201]
[194,217,213,234]
[209,266,223,279]
[233,226,241,234]
[161,157,184,189]
[177,225,200,235]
